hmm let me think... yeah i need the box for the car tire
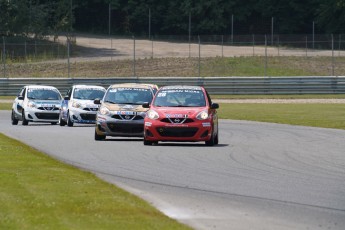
[143,136,153,145]
[11,110,18,125]
[205,133,216,146]
[59,112,66,126]
[22,110,28,126]
[94,130,106,141]
[67,111,74,127]
[214,133,219,145]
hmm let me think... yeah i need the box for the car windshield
[27,88,61,100]
[153,88,206,107]
[73,88,105,100]
[103,87,153,105]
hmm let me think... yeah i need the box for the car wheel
[59,112,66,126]
[67,111,74,127]
[214,133,219,145]
[22,110,28,126]
[143,136,153,145]
[205,133,215,146]
[11,110,18,125]
[94,130,106,141]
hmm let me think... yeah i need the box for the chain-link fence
[1,34,344,78]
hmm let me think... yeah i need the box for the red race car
[143,85,219,146]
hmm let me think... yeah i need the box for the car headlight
[196,110,209,120]
[147,110,159,120]
[72,101,82,108]
[27,101,36,108]
[99,106,110,115]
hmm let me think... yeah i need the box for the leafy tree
[317,0,345,33]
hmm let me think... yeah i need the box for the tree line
[1,0,344,38]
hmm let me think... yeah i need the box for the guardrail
[1,77,345,96]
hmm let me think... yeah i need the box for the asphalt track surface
[1,110,345,230]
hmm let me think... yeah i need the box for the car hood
[72,99,98,108]
[30,100,61,106]
[103,103,148,112]
[154,107,207,118]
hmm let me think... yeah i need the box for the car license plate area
[107,123,143,133]
[156,127,198,137]
[35,113,59,119]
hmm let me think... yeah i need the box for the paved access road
[1,110,344,230]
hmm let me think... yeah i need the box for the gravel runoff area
[55,34,345,61]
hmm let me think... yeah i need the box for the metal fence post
[221,35,224,58]
[339,34,341,57]
[151,37,153,59]
[265,35,267,77]
[277,35,280,56]
[2,37,5,78]
[271,17,274,46]
[252,34,255,56]
[133,36,136,78]
[306,36,308,57]
[67,38,70,78]
[111,37,113,61]
[198,35,201,78]
[231,14,234,45]
[332,34,335,76]
[312,21,315,49]
[189,12,191,58]
[24,41,27,62]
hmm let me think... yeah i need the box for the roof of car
[73,85,105,89]
[108,83,154,89]
[26,85,58,89]
[159,85,204,90]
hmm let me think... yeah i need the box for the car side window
[65,88,72,98]
[205,90,212,105]
[18,87,26,99]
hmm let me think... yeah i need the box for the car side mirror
[64,96,70,100]
[211,103,219,109]
[94,99,101,105]
[142,102,150,108]
[18,96,24,100]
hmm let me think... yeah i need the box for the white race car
[11,85,62,125]
[59,85,106,126]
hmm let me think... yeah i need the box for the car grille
[83,108,98,112]
[111,114,144,120]
[156,127,198,137]
[160,118,194,124]
[107,123,144,133]
[37,107,59,111]
[80,114,96,120]
[35,113,59,119]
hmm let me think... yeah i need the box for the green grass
[0,133,191,230]
[218,103,345,130]
[4,56,345,77]
[0,104,12,110]
[201,56,345,77]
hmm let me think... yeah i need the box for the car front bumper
[144,119,213,142]
[25,108,60,123]
[95,116,145,137]
[69,108,97,124]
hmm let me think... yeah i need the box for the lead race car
[59,85,106,126]
[11,85,62,125]
[143,85,219,146]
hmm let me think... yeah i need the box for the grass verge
[0,104,12,110]
[218,103,345,130]
[4,56,345,78]
[0,133,191,230]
